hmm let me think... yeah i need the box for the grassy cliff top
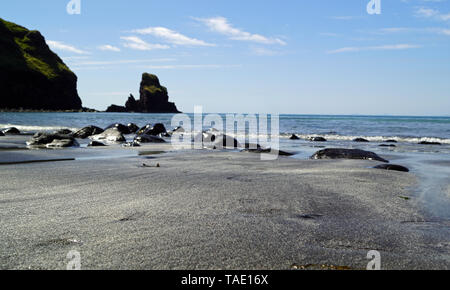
[0,18,73,79]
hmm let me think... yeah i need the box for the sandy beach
[1,135,449,270]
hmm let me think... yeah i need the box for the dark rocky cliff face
[106,73,180,113]
[0,18,82,110]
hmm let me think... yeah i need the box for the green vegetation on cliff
[0,18,82,110]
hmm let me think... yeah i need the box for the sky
[1,0,449,115]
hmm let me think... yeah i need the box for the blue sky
[1,0,449,115]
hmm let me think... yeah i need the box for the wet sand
[0,136,449,269]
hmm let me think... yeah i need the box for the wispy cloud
[63,58,177,67]
[327,44,422,54]
[98,45,121,52]
[415,7,450,21]
[131,27,215,47]
[46,40,88,54]
[195,16,286,45]
[120,36,170,51]
[138,64,242,70]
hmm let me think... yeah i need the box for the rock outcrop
[106,73,181,113]
[0,18,82,110]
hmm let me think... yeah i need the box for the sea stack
[106,73,181,113]
[0,18,82,110]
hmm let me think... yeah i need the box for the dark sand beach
[1,135,449,270]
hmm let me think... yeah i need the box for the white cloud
[138,64,242,70]
[441,29,450,35]
[415,7,450,21]
[98,45,121,52]
[328,44,421,54]
[196,16,286,45]
[46,40,88,54]
[132,27,215,47]
[120,36,170,51]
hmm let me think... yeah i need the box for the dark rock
[0,131,4,136]
[105,123,131,135]
[244,148,294,156]
[1,127,20,135]
[27,133,79,147]
[46,138,79,148]
[88,141,106,147]
[0,18,82,111]
[105,104,127,113]
[373,164,409,172]
[73,126,104,139]
[159,132,171,138]
[135,134,166,143]
[172,126,185,134]
[384,139,397,143]
[309,137,327,142]
[379,144,396,147]
[290,134,300,140]
[137,123,167,136]
[125,94,139,112]
[90,128,126,142]
[54,129,73,135]
[212,135,240,149]
[127,123,139,133]
[419,141,441,145]
[311,148,388,163]
[105,73,181,113]
[353,138,369,142]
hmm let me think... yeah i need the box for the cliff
[0,18,82,110]
[106,73,181,113]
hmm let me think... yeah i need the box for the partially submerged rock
[90,128,126,142]
[0,131,4,136]
[88,141,106,147]
[311,148,388,163]
[73,126,104,139]
[46,138,79,148]
[309,137,327,142]
[172,126,185,134]
[290,134,300,140]
[135,134,166,143]
[1,127,20,135]
[373,164,409,172]
[27,133,79,148]
[384,139,397,143]
[123,141,141,147]
[353,138,369,142]
[379,144,396,147]
[243,148,294,156]
[419,141,441,145]
[212,135,240,149]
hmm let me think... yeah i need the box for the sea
[1,112,449,219]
